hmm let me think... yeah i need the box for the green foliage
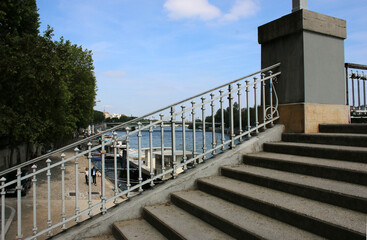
[0,1,96,148]
[204,102,256,129]
[93,110,105,123]
[119,115,137,123]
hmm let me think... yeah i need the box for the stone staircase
[111,124,367,240]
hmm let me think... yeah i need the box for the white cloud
[164,0,259,22]
[102,70,126,78]
[222,0,259,21]
[164,0,221,20]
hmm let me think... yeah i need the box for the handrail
[345,62,367,119]
[0,63,280,176]
[0,63,281,240]
[345,63,367,70]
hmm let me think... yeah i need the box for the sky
[36,0,367,117]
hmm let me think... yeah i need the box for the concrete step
[243,152,367,186]
[171,190,324,240]
[221,164,367,213]
[263,142,367,163]
[319,124,367,134]
[112,218,167,240]
[197,176,366,240]
[143,204,234,240]
[282,132,367,147]
[83,235,116,240]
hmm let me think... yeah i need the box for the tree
[204,102,256,130]
[0,1,97,165]
[93,110,105,123]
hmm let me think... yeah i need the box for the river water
[115,126,230,154]
[93,127,231,190]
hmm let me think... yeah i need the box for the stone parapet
[258,9,346,44]
[278,103,349,133]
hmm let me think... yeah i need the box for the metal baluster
[181,106,187,170]
[191,101,196,165]
[269,71,274,127]
[171,107,177,179]
[149,119,155,187]
[87,143,93,216]
[138,123,143,192]
[32,164,37,237]
[1,177,6,240]
[254,77,259,135]
[357,71,361,108]
[160,114,165,175]
[228,85,235,148]
[219,90,225,151]
[126,128,131,195]
[201,97,206,159]
[74,147,80,223]
[100,135,107,214]
[210,93,216,154]
[363,72,366,110]
[345,65,349,105]
[237,84,242,141]
[245,80,251,137]
[113,132,118,203]
[16,168,23,239]
[262,73,267,130]
[351,71,355,108]
[46,159,52,236]
[60,153,66,230]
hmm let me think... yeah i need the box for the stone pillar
[258,9,349,133]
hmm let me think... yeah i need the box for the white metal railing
[345,63,367,119]
[0,63,280,240]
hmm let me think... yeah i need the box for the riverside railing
[0,63,280,240]
[345,63,367,119]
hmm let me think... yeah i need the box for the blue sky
[36,0,367,116]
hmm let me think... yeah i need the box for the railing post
[228,85,234,148]
[171,107,177,179]
[363,72,366,110]
[191,101,196,166]
[160,114,165,174]
[113,132,119,203]
[210,93,216,154]
[126,128,131,195]
[351,70,355,108]
[219,90,225,151]
[16,167,23,239]
[201,97,207,158]
[181,105,187,170]
[100,135,107,214]
[32,164,37,237]
[60,153,66,230]
[245,80,251,137]
[46,159,52,237]
[74,147,80,223]
[237,84,243,141]
[87,142,93,216]
[149,119,154,187]
[137,123,143,192]
[268,71,274,127]
[357,71,361,109]
[1,177,6,240]
[261,73,267,130]
[345,64,349,105]
[254,77,259,135]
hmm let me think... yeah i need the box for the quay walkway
[4,148,123,240]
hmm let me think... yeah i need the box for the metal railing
[0,63,280,240]
[345,63,367,118]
